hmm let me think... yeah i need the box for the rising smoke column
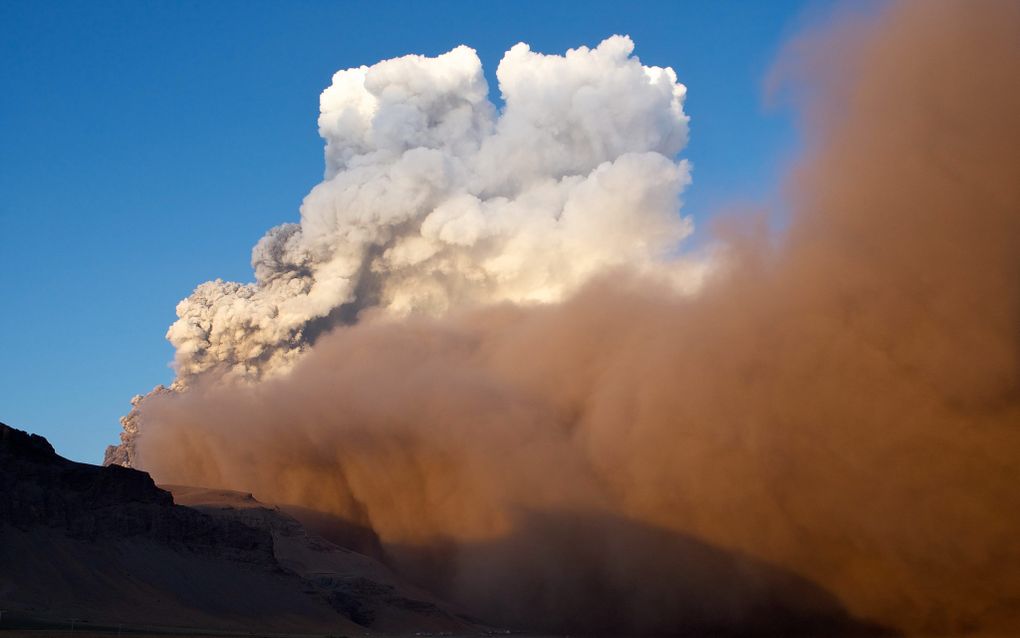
[125,1,1020,635]
[168,36,694,381]
[106,36,698,467]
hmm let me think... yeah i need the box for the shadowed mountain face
[379,510,894,636]
[165,484,470,632]
[0,422,471,634]
[0,421,890,635]
[0,422,272,557]
[281,498,893,635]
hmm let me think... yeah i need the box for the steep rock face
[0,422,472,634]
[0,422,272,562]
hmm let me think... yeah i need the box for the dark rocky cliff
[1,423,272,561]
[0,422,471,634]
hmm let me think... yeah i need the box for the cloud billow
[166,36,695,383]
[111,5,1020,634]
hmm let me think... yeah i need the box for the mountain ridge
[0,421,474,635]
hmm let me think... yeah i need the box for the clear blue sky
[0,0,832,463]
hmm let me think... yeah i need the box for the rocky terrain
[0,422,474,635]
[0,421,892,636]
[165,484,470,632]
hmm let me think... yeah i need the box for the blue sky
[0,0,831,463]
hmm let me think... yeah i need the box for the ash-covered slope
[0,422,473,634]
[166,484,476,632]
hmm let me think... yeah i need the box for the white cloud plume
[165,35,695,382]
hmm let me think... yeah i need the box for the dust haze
[129,1,1020,634]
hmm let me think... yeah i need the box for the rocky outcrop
[1,422,272,561]
[0,422,473,634]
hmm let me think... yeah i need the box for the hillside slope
[0,422,472,634]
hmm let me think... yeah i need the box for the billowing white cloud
[163,35,696,383]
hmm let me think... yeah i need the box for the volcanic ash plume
[121,2,1020,635]
[107,35,698,467]
[107,36,700,467]
[167,35,695,382]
